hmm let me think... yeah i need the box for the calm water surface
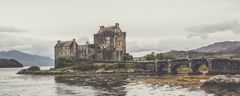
[0,67,213,96]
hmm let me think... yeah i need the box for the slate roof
[55,41,74,47]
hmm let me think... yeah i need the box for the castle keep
[55,23,126,64]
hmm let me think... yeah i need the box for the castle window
[118,40,121,46]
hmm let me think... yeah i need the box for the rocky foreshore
[17,66,156,76]
[201,75,240,95]
[17,66,67,75]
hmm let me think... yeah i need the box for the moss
[55,66,74,72]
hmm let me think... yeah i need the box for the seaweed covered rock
[0,59,23,68]
[27,66,41,71]
[201,75,240,95]
[17,66,41,74]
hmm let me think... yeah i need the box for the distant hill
[193,41,240,53]
[163,41,240,59]
[0,59,23,68]
[0,50,54,66]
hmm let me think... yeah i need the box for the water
[0,67,212,96]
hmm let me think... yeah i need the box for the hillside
[163,41,240,59]
[0,50,54,66]
[0,59,23,68]
[193,41,240,53]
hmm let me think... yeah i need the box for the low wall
[208,59,240,74]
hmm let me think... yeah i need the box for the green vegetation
[199,64,208,73]
[55,56,74,68]
[0,59,23,68]
[144,52,156,61]
[177,65,191,74]
[144,52,175,61]
[123,53,134,61]
[62,61,138,72]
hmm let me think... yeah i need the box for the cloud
[127,38,192,53]
[0,26,27,33]
[0,33,54,58]
[186,21,240,39]
[77,37,90,45]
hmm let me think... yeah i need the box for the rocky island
[0,59,23,68]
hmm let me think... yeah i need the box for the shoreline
[17,69,210,90]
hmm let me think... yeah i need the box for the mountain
[193,41,240,53]
[0,50,54,66]
[163,41,240,59]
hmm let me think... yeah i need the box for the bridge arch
[170,59,190,74]
[155,60,169,74]
[190,59,209,75]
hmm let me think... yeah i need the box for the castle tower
[94,23,126,61]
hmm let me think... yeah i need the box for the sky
[0,0,240,58]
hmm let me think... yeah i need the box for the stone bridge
[137,58,240,75]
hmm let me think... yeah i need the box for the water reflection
[0,68,211,96]
[55,75,129,96]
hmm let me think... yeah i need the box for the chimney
[100,26,104,29]
[86,41,89,45]
[115,23,119,27]
[57,40,61,44]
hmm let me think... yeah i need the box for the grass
[199,64,208,73]
[177,65,191,74]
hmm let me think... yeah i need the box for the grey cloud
[0,26,27,32]
[77,37,90,45]
[0,34,54,58]
[186,21,240,39]
[127,39,192,53]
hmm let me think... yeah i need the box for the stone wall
[208,59,240,74]
[54,39,78,60]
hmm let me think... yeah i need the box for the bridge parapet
[135,58,240,75]
[208,59,240,74]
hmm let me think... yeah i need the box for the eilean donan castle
[54,23,126,64]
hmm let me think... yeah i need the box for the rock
[96,68,106,73]
[17,66,41,74]
[201,75,240,95]
[27,66,41,71]
[127,69,135,73]
[105,70,114,73]
[96,68,114,73]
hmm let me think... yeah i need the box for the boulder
[201,75,240,95]
[27,66,41,71]
[17,66,41,74]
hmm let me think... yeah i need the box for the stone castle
[54,23,126,63]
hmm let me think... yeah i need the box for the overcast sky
[0,0,240,57]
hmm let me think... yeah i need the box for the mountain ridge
[0,50,54,66]
[192,41,240,53]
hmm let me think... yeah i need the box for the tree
[123,53,134,61]
[156,53,165,60]
[144,52,156,60]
